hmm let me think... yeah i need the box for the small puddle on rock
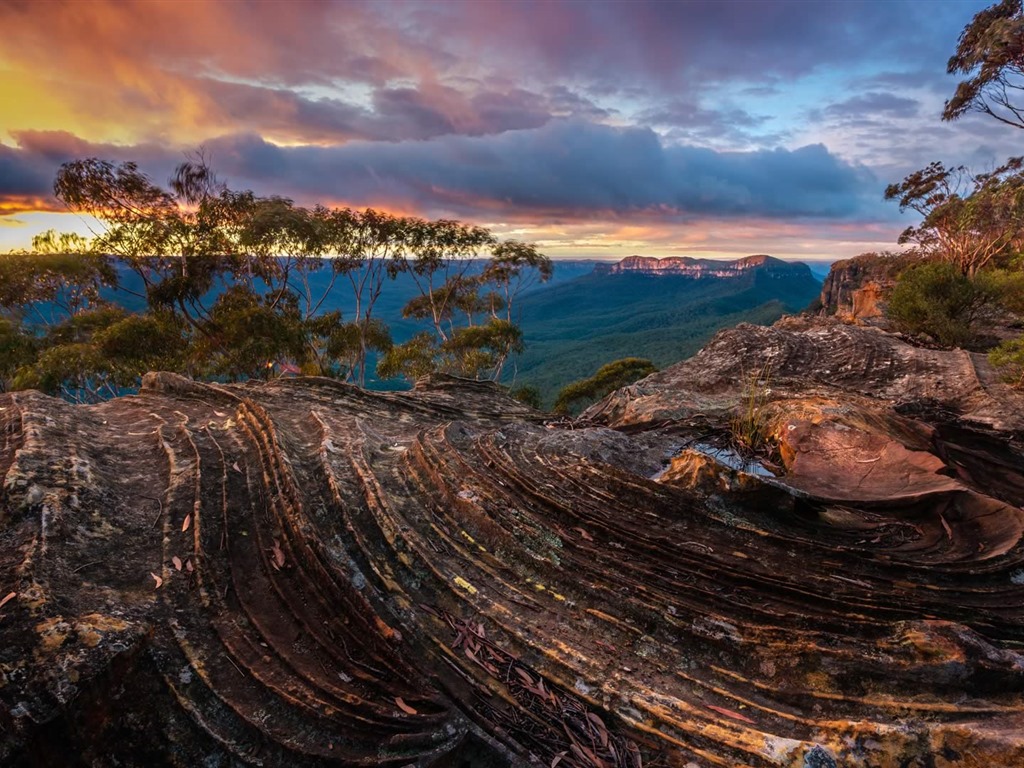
[651,442,776,480]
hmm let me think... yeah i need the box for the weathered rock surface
[2,320,1024,768]
[587,318,1024,433]
[815,253,912,323]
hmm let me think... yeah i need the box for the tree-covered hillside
[512,264,822,405]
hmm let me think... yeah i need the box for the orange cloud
[0,196,62,216]
[0,1,434,147]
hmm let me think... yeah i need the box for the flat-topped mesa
[2,322,1024,768]
[595,253,811,278]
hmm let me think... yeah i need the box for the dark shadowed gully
[2,317,1024,767]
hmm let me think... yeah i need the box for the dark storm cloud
[1,121,885,223]
[0,143,53,197]
[200,120,883,221]
[5,131,193,206]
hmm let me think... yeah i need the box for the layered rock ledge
[2,321,1023,767]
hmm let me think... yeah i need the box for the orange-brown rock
[816,252,912,323]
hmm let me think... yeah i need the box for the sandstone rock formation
[2,320,1024,768]
[815,253,913,322]
[595,254,812,281]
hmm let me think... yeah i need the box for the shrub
[887,261,999,347]
[554,357,656,415]
[508,384,542,410]
[990,336,1024,388]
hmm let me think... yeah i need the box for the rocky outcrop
[2,321,1024,768]
[596,254,813,280]
[586,317,1023,433]
[816,252,915,322]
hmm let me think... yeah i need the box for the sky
[0,0,1018,261]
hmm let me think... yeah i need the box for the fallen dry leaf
[150,572,163,589]
[705,704,756,724]
[573,526,594,542]
[172,556,183,571]
[394,696,418,715]
[232,461,241,473]
[940,513,953,541]
[185,559,194,573]
[182,514,191,533]
[0,591,16,609]
[587,711,609,747]
[271,540,286,569]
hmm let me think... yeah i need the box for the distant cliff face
[596,253,812,279]
[817,252,915,321]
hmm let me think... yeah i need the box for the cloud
[195,120,885,222]
[0,142,60,199]
[0,0,986,148]
[0,121,886,225]
[825,93,921,120]
[635,100,781,147]
[400,0,982,94]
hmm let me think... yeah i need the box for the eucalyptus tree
[379,227,551,383]
[402,217,496,341]
[313,207,409,385]
[884,157,1024,276]
[944,0,1024,129]
[53,158,320,382]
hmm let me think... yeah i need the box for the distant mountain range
[595,253,804,277]
[100,255,822,400]
[511,255,822,404]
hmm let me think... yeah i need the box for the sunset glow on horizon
[0,0,1013,261]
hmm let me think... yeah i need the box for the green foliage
[13,343,113,400]
[193,286,306,381]
[989,335,1024,386]
[96,312,188,371]
[887,261,1001,346]
[554,357,657,415]
[376,230,551,385]
[0,153,548,400]
[944,0,1024,129]
[0,318,37,393]
[0,251,116,319]
[30,229,90,254]
[376,332,439,381]
[513,267,821,405]
[983,267,1024,312]
[884,158,1024,276]
[317,316,393,379]
[445,319,524,379]
[378,319,524,381]
[7,305,186,401]
[508,384,543,410]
